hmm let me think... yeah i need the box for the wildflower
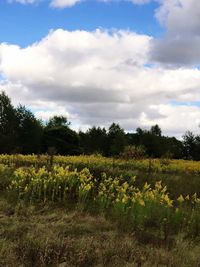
[84,184,91,191]
[143,182,150,191]
[122,195,129,204]
[138,198,145,207]
[162,194,173,207]
[192,193,197,201]
[161,185,167,193]
[195,198,200,204]
[155,181,162,190]
[147,191,155,201]
[185,195,190,200]
[177,194,184,203]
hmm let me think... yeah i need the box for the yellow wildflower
[143,182,150,191]
[185,195,190,200]
[138,198,145,206]
[122,195,129,204]
[177,194,184,203]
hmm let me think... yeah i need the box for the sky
[0,0,200,137]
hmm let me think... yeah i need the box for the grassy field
[1,194,200,267]
[0,155,200,266]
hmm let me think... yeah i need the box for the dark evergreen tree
[183,131,200,160]
[79,126,108,155]
[42,116,80,155]
[16,105,43,154]
[47,116,70,128]
[150,124,162,137]
[0,92,18,153]
[108,123,126,156]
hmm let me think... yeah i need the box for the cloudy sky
[0,0,200,137]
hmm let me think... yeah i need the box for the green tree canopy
[16,105,43,154]
[0,91,18,153]
[43,116,79,155]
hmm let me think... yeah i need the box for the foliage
[1,154,200,265]
[79,126,108,155]
[16,105,43,154]
[1,162,198,238]
[108,123,127,156]
[42,116,80,155]
[120,145,146,160]
[1,91,200,158]
[0,91,18,153]
[46,115,71,128]
[183,131,200,160]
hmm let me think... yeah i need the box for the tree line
[0,91,200,160]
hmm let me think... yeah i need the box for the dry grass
[0,196,200,267]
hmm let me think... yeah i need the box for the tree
[79,126,108,155]
[42,116,80,155]
[108,123,127,156]
[16,105,43,154]
[0,91,18,153]
[183,131,200,160]
[47,116,70,128]
[150,124,162,137]
[133,125,163,158]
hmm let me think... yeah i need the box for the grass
[1,154,200,197]
[1,155,200,266]
[0,195,200,267]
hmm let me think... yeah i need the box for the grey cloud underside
[71,103,165,131]
[151,36,200,67]
[29,85,130,103]
[150,0,200,66]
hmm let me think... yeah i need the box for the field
[1,154,200,266]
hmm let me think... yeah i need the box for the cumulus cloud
[7,0,38,4]
[50,0,153,8]
[101,0,152,4]
[1,29,200,136]
[150,0,200,67]
[7,0,81,7]
[5,0,154,8]
[50,0,81,8]
[130,0,152,3]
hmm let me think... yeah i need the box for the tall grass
[3,164,199,239]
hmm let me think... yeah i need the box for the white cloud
[50,0,153,9]
[50,0,81,8]
[128,0,152,4]
[1,29,200,136]
[8,0,82,7]
[101,0,152,4]
[100,0,200,67]
[140,104,200,138]
[5,0,154,8]
[150,0,200,66]
[7,0,38,4]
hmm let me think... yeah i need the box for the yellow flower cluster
[8,162,200,213]
[1,154,200,175]
[177,193,200,204]
[9,165,93,202]
[97,174,173,209]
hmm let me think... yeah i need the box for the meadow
[0,154,200,266]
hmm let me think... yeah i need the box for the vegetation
[1,92,200,266]
[1,91,200,159]
[2,154,200,197]
[0,156,200,265]
[1,162,199,237]
[1,194,200,267]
